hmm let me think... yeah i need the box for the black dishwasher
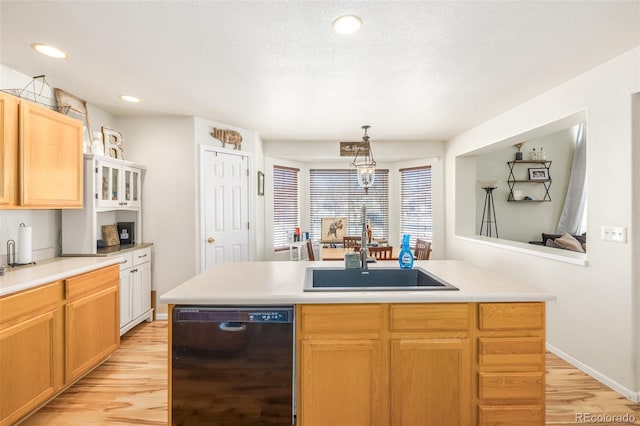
[171,306,294,426]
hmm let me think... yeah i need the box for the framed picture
[528,168,549,180]
[257,171,264,196]
[321,217,347,243]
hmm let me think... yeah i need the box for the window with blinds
[273,165,299,251]
[309,169,389,242]
[400,166,432,246]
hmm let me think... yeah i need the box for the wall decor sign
[210,127,243,150]
[528,168,549,180]
[101,126,125,159]
[257,171,264,196]
[340,141,369,157]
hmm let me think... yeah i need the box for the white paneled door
[201,148,249,270]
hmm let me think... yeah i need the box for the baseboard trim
[155,313,168,321]
[546,342,640,403]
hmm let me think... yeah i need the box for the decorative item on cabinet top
[1,75,70,113]
[210,127,243,150]
[55,87,92,147]
[102,126,125,159]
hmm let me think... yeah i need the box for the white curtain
[556,123,587,235]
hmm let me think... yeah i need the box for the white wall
[632,93,640,392]
[446,48,640,399]
[475,126,577,243]
[263,140,445,260]
[116,115,264,315]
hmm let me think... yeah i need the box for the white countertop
[160,260,555,305]
[0,257,122,297]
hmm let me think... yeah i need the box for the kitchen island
[161,260,555,426]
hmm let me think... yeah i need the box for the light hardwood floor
[19,321,640,425]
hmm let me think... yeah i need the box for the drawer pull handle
[138,254,147,258]
[120,259,128,264]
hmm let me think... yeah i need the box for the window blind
[273,165,299,250]
[309,169,389,243]
[400,166,432,246]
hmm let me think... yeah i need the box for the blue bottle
[398,234,414,269]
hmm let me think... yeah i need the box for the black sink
[303,267,459,291]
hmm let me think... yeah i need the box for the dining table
[320,247,401,261]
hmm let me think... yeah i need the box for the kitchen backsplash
[0,210,60,262]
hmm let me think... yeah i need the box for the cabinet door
[0,310,62,425]
[65,285,119,383]
[122,166,141,208]
[95,160,121,208]
[119,268,133,329]
[20,101,83,207]
[131,261,151,319]
[390,338,471,426]
[299,339,386,426]
[0,92,19,207]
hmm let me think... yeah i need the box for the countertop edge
[0,257,122,297]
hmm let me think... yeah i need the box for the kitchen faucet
[360,204,368,269]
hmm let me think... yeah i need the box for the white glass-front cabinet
[96,158,141,209]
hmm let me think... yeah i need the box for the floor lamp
[480,186,498,238]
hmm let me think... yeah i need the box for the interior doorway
[200,146,249,271]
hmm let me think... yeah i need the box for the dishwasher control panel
[248,311,290,322]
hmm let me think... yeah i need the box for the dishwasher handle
[218,321,247,332]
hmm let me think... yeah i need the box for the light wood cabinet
[475,302,545,426]
[298,303,472,426]
[0,91,83,209]
[0,282,63,426]
[0,92,19,206]
[0,265,120,425]
[64,265,120,383]
[298,302,546,426]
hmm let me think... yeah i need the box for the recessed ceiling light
[120,95,140,103]
[31,43,68,59]
[332,15,362,35]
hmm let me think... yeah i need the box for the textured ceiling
[1,1,638,142]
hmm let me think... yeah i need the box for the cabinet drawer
[479,372,544,401]
[0,281,62,325]
[479,337,544,366]
[479,303,544,330]
[117,253,134,270]
[65,265,119,300]
[133,247,151,266]
[479,405,544,426]
[390,303,469,331]
[299,304,381,334]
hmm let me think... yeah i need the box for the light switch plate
[601,226,627,243]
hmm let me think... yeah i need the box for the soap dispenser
[398,234,414,269]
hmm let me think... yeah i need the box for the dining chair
[343,236,361,248]
[414,239,432,260]
[306,239,315,261]
[368,246,393,260]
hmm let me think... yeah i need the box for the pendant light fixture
[351,125,376,193]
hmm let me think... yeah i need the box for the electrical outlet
[601,226,627,243]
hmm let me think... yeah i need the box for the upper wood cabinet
[0,92,19,206]
[0,91,83,209]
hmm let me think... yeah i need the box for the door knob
[207,237,215,244]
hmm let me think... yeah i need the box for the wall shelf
[507,160,552,202]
